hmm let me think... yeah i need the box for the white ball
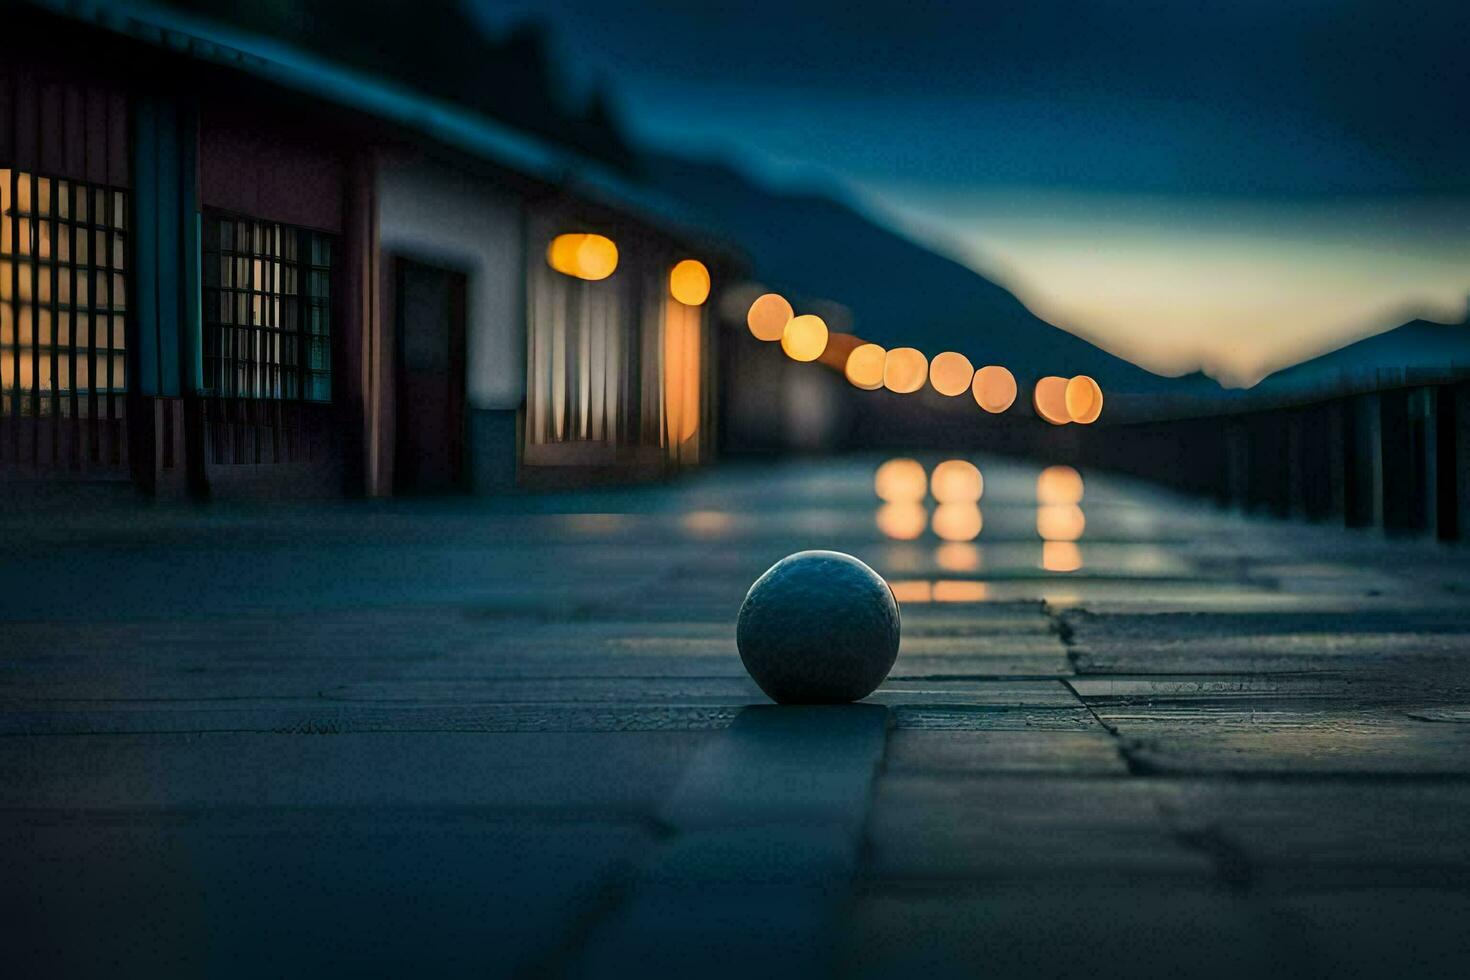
[736,550,901,704]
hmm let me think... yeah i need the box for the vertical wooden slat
[39,80,63,176]
[62,83,85,180]
[107,91,128,188]
[83,86,107,186]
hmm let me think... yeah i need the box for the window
[0,166,128,418]
[202,213,333,401]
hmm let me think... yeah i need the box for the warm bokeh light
[681,510,734,536]
[1032,376,1071,425]
[875,458,927,502]
[1037,503,1086,541]
[972,365,1018,414]
[663,299,702,445]
[546,234,583,276]
[877,501,927,540]
[883,347,928,393]
[1037,465,1085,505]
[932,502,982,541]
[936,542,981,573]
[1042,541,1083,572]
[781,314,829,361]
[933,580,989,602]
[845,343,887,390]
[930,459,983,503]
[1065,375,1104,423]
[669,259,711,306]
[546,233,619,281]
[745,292,793,342]
[888,580,933,603]
[928,351,975,397]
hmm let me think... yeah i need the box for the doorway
[394,259,467,494]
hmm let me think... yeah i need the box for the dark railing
[1070,379,1469,542]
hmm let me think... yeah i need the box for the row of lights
[747,291,1104,424]
[546,239,1104,426]
[547,233,712,307]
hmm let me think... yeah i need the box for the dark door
[394,260,467,494]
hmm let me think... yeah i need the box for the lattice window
[0,166,128,418]
[202,212,333,401]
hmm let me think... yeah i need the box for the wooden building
[1,0,725,497]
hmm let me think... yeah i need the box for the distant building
[1,1,727,497]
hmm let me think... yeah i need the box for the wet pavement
[3,456,1470,978]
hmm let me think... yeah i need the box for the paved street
[3,456,1470,978]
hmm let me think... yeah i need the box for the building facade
[1,2,723,497]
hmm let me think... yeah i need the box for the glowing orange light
[875,457,927,502]
[932,503,982,542]
[972,365,1017,413]
[934,580,989,602]
[1033,376,1071,425]
[669,259,711,306]
[930,459,983,503]
[1037,465,1084,505]
[1037,504,1086,541]
[682,510,733,536]
[877,501,927,540]
[928,351,975,397]
[546,234,583,276]
[781,314,828,361]
[745,293,793,341]
[576,236,619,280]
[883,348,928,393]
[746,293,794,342]
[888,580,933,603]
[663,299,702,445]
[1065,375,1103,423]
[936,542,981,572]
[845,343,887,390]
[547,233,619,281]
[1042,541,1083,572]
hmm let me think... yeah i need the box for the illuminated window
[202,214,334,401]
[526,246,708,469]
[1,167,128,418]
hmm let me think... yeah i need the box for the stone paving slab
[883,730,1128,775]
[5,815,652,980]
[839,884,1290,980]
[1064,610,1470,675]
[0,732,711,811]
[865,774,1211,879]
[1151,779,1470,877]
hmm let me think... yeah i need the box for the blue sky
[473,0,1470,383]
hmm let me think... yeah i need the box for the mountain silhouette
[1251,316,1470,401]
[639,152,1200,399]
